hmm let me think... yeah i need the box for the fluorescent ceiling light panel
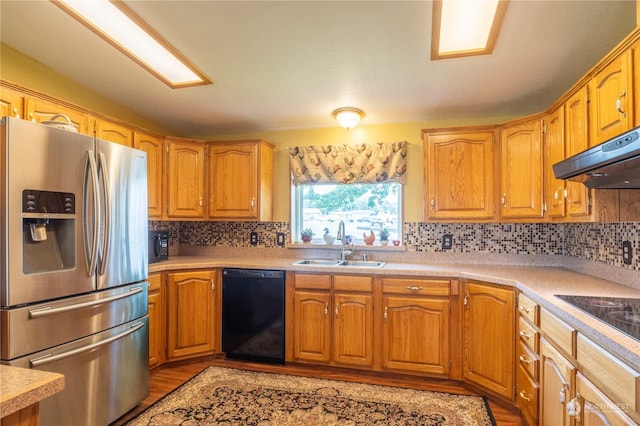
[52,0,211,88]
[432,0,509,60]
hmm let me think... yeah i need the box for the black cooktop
[555,295,640,342]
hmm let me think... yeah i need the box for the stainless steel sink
[292,259,386,268]
[292,259,343,266]
[339,260,386,268]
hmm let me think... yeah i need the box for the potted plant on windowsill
[301,228,314,243]
[379,228,389,245]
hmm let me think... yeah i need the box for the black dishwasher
[222,268,285,364]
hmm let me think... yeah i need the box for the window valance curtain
[289,141,407,185]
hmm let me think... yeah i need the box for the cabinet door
[332,293,374,367]
[539,338,574,426]
[0,86,24,118]
[94,117,133,147]
[208,142,258,219]
[424,130,495,220]
[134,132,164,218]
[589,50,633,146]
[381,296,450,375]
[148,273,165,368]
[24,96,89,135]
[499,120,544,219]
[564,87,592,218]
[167,270,218,359]
[462,281,515,399]
[293,291,331,363]
[166,139,205,218]
[545,106,566,219]
[574,371,637,426]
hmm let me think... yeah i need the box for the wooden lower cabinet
[462,281,515,400]
[381,295,450,375]
[573,371,637,425]
[148,273,166,368]
[539,338,574,426]
[167,269,220,360]
[291,274,374,368]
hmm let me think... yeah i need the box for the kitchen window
[289,142,407,244]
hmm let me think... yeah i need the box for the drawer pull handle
[519,391,531,402]
[519,355,531,364]
[519,330,532,339]
[616,91,627,118]
[566,396,581,418]
[519,305,531,314]
[406,286,423,291]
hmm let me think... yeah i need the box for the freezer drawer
[1,283,147,360]
[4,316,149,426]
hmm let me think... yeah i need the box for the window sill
[287,243,406,252]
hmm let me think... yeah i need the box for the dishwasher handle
[222,268,284,279]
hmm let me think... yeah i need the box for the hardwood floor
[111,356,525,425]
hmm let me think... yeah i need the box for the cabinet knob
[383,306,388,320]
[501,193,507,209]
[324,303,328,316]
[251,197,255,209]
[519,390,531,402]
[566,395,581,418]
[518,355,532,364]
[335,303,339,318]
[463,292,469,307]
[430,197,435,210]
[519,330,532,339]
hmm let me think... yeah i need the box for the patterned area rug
[125,366,496,425]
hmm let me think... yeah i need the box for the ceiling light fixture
[332,107,365,130]
[51,0,211,88]
[431,0,509,60]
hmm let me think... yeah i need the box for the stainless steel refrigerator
[0,116,149,426]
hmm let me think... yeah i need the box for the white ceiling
[0,1,636,138]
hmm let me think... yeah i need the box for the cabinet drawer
[540,308,575,358]
[517,293,539,325]
[381,278,450,296]
[577,333,640,416]
[517,340,539,381]
[517,363,539,426]
[333,275,373,292]
[518,316,539,353]
[294,274,331,290]
[148,273,162,293]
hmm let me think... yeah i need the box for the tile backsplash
[149,221,640,272]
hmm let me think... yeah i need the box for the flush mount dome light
[332,107,365,130]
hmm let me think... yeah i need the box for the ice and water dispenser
[22,189,75,274]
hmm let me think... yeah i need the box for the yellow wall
[2,44,518,222]
[0,43,172,135]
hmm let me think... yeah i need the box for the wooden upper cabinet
[0,86,24,118]
[423,128,496,221]
[634,40,640,128]
[544,106,566,219]
[166,138,206,219]
[499,118,544,220]
[589,49,633,145]
[24,96,89,135]
[462,281,515,400]
[564,86,592,218]
[94,117,133,147]
[134,131,164,219]
[208,140,274,221]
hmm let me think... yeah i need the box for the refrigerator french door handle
[28,286,145,318]
[83,151,100,276]
[29,321,145,368]
[97,151,110,276]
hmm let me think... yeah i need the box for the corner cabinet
[208,140,274,221]
[166,269,220,360]
[134,132,164,219]
[462,280,515,400]
[166,138,206,219]
[499,117,544,220]
[423,127,496,221]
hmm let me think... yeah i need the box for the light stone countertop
[0,365,64,418]
[149,255,640,371]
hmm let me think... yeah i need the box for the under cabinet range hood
[553,125,640,189]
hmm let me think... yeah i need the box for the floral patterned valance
[289,141,407,185]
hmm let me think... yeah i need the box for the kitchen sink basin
[292,259,386,268]
[292,259,343,266]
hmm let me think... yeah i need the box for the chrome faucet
[336,220,353,261]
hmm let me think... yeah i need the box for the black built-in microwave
[148,230,169,263]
